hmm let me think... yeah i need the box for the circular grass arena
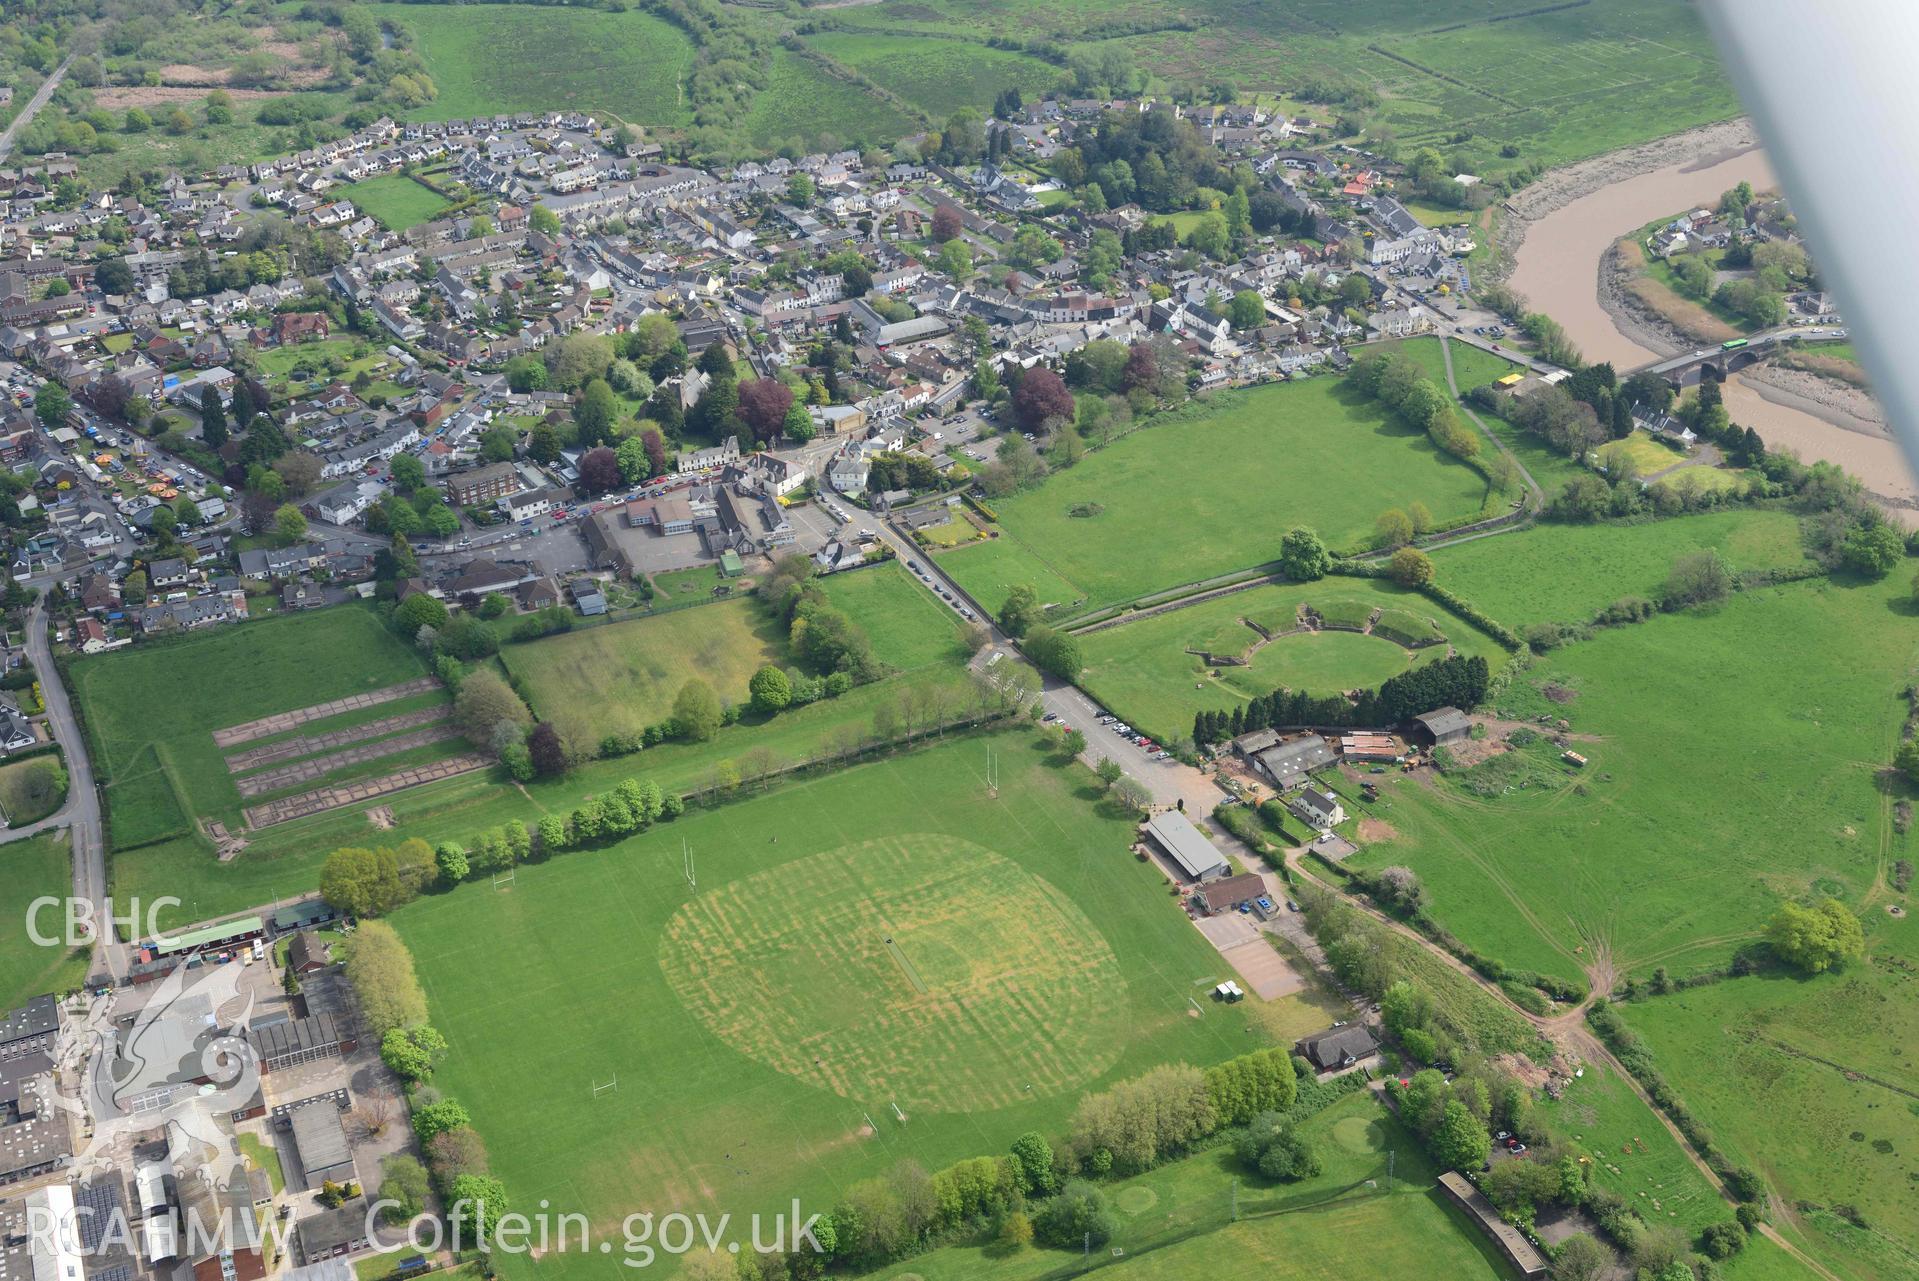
[658,836,1127,1113]
[1216,628,1446,700]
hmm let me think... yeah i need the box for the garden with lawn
[346,174,452,232]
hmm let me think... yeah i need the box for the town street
[1,597,112,979]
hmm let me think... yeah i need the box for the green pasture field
[1347,574,1918,990]
[0,834,88,1009]
[71,604,434,846]
[1531,1061,1814,1281]
[0,755,66,827]
[818,562,968,673]
[930,534,1080,614]
[1077,578,1506,745]
[742,50,918,153]
[890,1091,1508,1281]
[939,378,1495,620]
[68,92,356,189]
[346,175,450,232]
[806,32,1068,119]
[500,598,784,749]
[1007,0,1740,172]
[1618,919,1919,1281]
[367,4,693,125]
[1429,509,1811,629]
[391,733,1289,1281]
[1375,336,1595,493]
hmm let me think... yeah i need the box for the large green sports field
[0,834,88,1009]
[368,4,694,125]
[1077,577,1509,745]
[499,598,786,750]
[939,378,1497,619]
[392,734,1282,1280]
[1617,917,1919,1281]
[1347,572,1918,989]
[109,569,984,933]
[70,605,439,849]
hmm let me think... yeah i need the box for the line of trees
[792,1046,1302,1274]
[1347,349,1489,475]
[1191,653,1490,746]
[338,920,511,1243]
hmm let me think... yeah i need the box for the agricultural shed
[1254,735,1336,789]
[1143,810,1228,882]
[1412,706,1472,746]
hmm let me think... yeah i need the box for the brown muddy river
[1508,147,1918,505]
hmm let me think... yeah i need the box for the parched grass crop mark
[659,835,1125,1112]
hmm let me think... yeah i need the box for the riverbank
[1490,118,1766,284]
[1496,120,1916,510]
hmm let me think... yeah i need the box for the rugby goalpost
[985,746,999,799]
[683,838,696,890]
[591,1073,619,1098]
[492,869,516,891]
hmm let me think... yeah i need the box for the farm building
[1229,727,1281,758]
[1338,732,1401,763]
[1296,1024,1378,1072]
[284,1100,356,1185]
[1412,707,1472,746]
[1193,873,1271,917]
[1142,810,1228,882]
[1290,787,1346,831]
[1255,735,1336,790]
